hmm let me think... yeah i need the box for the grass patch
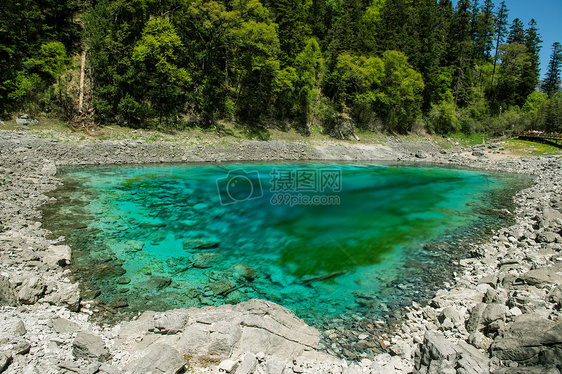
[504,139,562,156]
[449,132,489,147]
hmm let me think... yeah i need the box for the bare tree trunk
[78,50,87,113]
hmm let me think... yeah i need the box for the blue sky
[489,0,562,79]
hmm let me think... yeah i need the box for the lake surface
[41,162,529,325]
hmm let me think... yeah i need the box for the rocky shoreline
[0,129,561,374]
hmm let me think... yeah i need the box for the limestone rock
[468,331,493,351]
[547,285,562,304]
[518,264,562,287]
[43,282,81,311]
[236,352,258,374]
[537,231,560,243]
[17,276,45,304]
[0,316,26,343]
[0,354,10,373]
[0,275,18,306]
[50,317,80,334]
[125,240,144,252]
[123,299,322,363]
[490,314,562,365]
[183,234,220,250]
[218,359,238,373]
[206,279,236,296]
[73,331,111,362]
[466,303,487,333]
[43,245,71,267]
[151,311,189,334]
[438,307,463,327]
[415,331,489,374]
[482,303,508,324]
[127,343,185,374]
[41,161,57,176]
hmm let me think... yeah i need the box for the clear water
[41,163,529,324]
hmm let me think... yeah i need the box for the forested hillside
[1,0,561,137]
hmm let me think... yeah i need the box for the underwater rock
[125,240,144,252]
[182,233,220,250]
[231,264,257,281]
[92,264,127,279]
[206,279,237,297]
[225,290,248,304]
[192,253,221,269]
[139,276,173,291]
[117,277,131,285]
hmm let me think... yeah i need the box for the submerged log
[302,270,348,285]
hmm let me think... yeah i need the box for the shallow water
[41,162,529,324]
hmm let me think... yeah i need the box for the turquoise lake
[41,163,529,325]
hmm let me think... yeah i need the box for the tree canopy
[1,0,560,136]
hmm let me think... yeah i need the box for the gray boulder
[490,314,562,365]
[236,352,258,374]
[119,299,319,363]
[192,253,221,269]
[231,264,257,281]
[414,331,489,374]
[0,316,26,343]
[151,311,189,334]
[43,245,72,267]
[92,264,126,279]
[127,343,185,374]
[547,285,562,304]
[467,303,508,333]
[15,114,38,126]
[73,331,111,362]
[0,354,10,373]
[0,275,18,306]
[50,317,80,334]
[43,282,81,311]
[17,276,46,304]
[518,264,562,287]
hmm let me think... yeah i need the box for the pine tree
[490,1,508,88]
[517,19,542,105]
[475,0,495,60]
[262,0,312,63]
[449,0,474,106]
[542,42,562,96]
[506,18,525,45]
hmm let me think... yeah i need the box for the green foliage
[0,0,550,138]
[428,99,459,135]
[522,91,548,114]
[535,92,562,132]
[131,17,191,124]
[327,50,424,133]
[496,42,531,107]
[541,43,562,97]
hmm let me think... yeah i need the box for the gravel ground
[0,129,561,374]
